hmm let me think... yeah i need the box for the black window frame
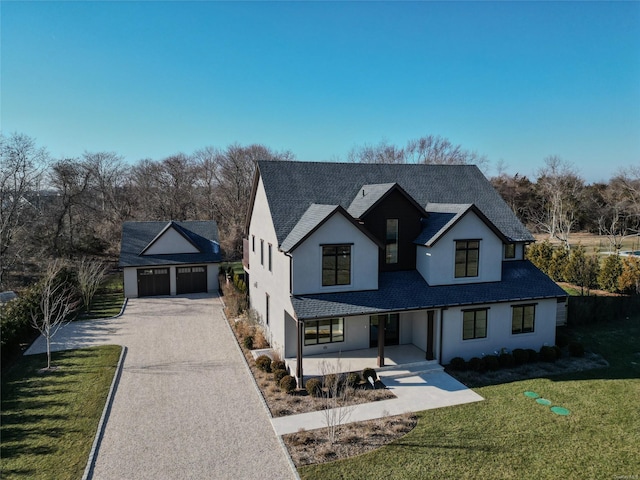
[260,239,264,266]
[265,293,270,326]
[505,243,516,259]
[322,244,351,286]
[304,318,344,346]
[268,243,272,272]
[385,218,399,264]
[252,235,255,252]
[512,304,535,334]
[455,240,480,278]
[462,308,488,340]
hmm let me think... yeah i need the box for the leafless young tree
[0,133,48,288]
[77,257,107,313]
[318,359,356,445]
[30,260,81,369]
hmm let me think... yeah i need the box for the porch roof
[291,260,566,320]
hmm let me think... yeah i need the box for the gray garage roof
[291,260,566,320]
[119,221,221,268]
[257,161,535,248]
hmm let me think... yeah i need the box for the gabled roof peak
[348,182,428,219]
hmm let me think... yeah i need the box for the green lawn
[78,273,124,321]
[1,346,122,480]
[299,316,640,479]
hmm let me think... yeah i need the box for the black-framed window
[260,239,264,266]
[512,304,535,334]
[268,244,272,272]
[322,245,351,286]
[463,309,487,340]
[386,219,399,264]
[455,240,479,278]
[304,318,344,345]
[505,243,516,259]
[252,235,255,252]
[265,293,270,326]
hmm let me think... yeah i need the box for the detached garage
[119,220,222,298]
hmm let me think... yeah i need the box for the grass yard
[299,316,640,479]
[1,346,122,480]
[78,273,124,321]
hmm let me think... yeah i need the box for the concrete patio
[285,344,438,378]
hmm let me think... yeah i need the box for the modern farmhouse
[243,161,566,383]
[120,220,221,298]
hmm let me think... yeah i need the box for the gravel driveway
[26,293,296,480]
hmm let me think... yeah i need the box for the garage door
[137,268,170,297]
[177,266,207,294]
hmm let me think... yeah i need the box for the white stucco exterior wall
[417,211,503,286]
[143,228,199,255]
[290,214,379,295]
[439,298,557,364]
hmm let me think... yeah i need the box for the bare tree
[348,134,489,172]
[0,133,48,288]
[531,156,584,250]
[30,260,81,369]
[77,257,107,313]
[318,359,356,445]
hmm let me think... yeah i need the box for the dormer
[348,183,427,272]
[140,221,202,255]
[415,203,508,286]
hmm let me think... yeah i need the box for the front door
[370,314,400,348]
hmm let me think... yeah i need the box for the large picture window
[512,305,535,334]
[322,245,351,286]
[455,240,479,278]
[304,318,344,345]
[386,219,398,264]
[463,309,487,340]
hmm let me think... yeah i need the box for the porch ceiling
[285,344,427,377]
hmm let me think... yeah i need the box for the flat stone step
[376,361,444,379]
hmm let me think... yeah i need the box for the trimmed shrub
[271,360,286,372]
[362,367,377,382]
[468,357,486,373]
[279,375,297,393]
[255,355,272,372]
[323,373,343,391]
[449,357,467,371]
[273,369,288,383]
[498,352,515,369]
[569,341,585,357]
[526,349,538,363]
[484,355,500,371]
[555,332,570,348]
[539,346,557,362]
[346,372,361,388]
[553,345,562,359]
[305,378,322,397]
[513,348,528,365]
[243,335,254,350]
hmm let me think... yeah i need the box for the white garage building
[119,220,221,298]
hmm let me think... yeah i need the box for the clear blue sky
[2,1,639,183]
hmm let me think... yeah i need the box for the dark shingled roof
[258,161,534,248]
[291,261,566,320]
[280,204,339,252]
[119,221,221,267]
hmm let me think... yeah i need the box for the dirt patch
[283,413,418,468]
[448,351,609,388]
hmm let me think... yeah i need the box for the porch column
[296,320,303,388]
[377,316,385,367]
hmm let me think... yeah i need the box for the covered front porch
[285,344,441,381]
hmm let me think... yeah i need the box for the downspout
[439,307,446,365]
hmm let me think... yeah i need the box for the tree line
[2,131,639,293]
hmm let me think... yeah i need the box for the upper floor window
[512,304,535,334]
[268,244,272,272]
[260,239,264,266]
[463,308,487,340]
[386,219,398,264]
[322,245,351,286]
[455,240,479,278]
[505,243,516,259]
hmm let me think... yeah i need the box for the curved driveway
[27,294,296,480]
